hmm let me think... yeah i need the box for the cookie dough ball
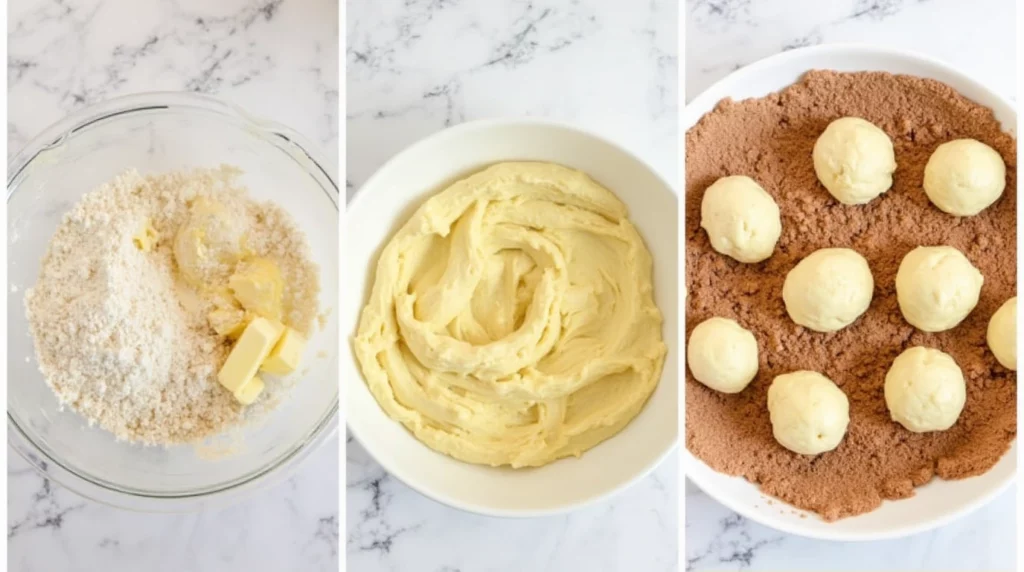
[782,248,874,332]
[924,139,1006,216]
[767,371,850,455]
[700,176,782,263]
[987,297,1017,370]
[687,317,759,394]
[813,117,897,205]
[896,246,983,332]
[884,346,966,432]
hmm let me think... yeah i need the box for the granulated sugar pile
[24,166,320,445]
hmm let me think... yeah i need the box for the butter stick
[233,375,266,405]
[218,317,284,393]
[261,327,306,376]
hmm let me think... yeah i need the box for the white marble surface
[685,481,1017,571]
[346,0,678,571]
[684,0,1017,570]
[7,1,339,570]
[685,0,1016,102]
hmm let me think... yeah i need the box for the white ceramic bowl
[344,119,678,516]
[683,44,1017,541]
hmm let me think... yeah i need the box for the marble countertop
[7,1,339,570]
[346,0,678,571]
[684,0,1016,570]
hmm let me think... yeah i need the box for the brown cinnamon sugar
[685,70,1017,521]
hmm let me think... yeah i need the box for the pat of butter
[229,257,284,321]
[233,375,265,405]
[132,218,160,252]
[208,307,252,339]
[218,317,284,393]
[261,327,306,376]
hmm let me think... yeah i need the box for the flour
[24,166,321,445]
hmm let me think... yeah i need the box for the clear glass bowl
[7,93,339,511]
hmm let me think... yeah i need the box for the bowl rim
[683,42,1018,541]
[7,91,341,512]
[345,117,679,517]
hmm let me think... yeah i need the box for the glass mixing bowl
[7,93,339,511]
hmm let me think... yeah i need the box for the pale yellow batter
[354,162,666,468]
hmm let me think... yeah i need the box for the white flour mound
[24,166,320,445]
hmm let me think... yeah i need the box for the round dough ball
[700,175,782,263]
[687,317,759,394]
[782,248,874,332]
[895,246,983,332]
[767,371,850,455]
[813,117,897,205]
[884,346,966,432]
[924,139,1006,216]
[987,296,1017,371]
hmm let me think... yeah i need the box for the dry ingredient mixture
[25,166,320,445]
[685,70,1017,521]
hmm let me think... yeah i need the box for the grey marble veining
[684,0,1017,570]
[686,0,1016,102]
[346,0,679,571]
[347,438,679,572]
[686,481,1016,571]
[8,1,338,570]
[347,0,678,196]
[8,0,338,158]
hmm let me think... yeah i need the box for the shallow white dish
[344,119,678,516]
[683,44,1017,541]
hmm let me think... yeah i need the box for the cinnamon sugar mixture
[685,70,1017,520]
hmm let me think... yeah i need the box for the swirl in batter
[354,162,666,468]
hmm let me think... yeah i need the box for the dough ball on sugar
[782,248,874,332]
[767,371,849,455]
[987,296,1017,371]
[813,117,897,205]
[896,246,983,332]
[700,175,781,263]
[924,139,1006,216]
[884,346,966,433]
[687,317,759,394]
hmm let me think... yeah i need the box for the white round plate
[344,119,678,516]
[683,43,1017,541]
